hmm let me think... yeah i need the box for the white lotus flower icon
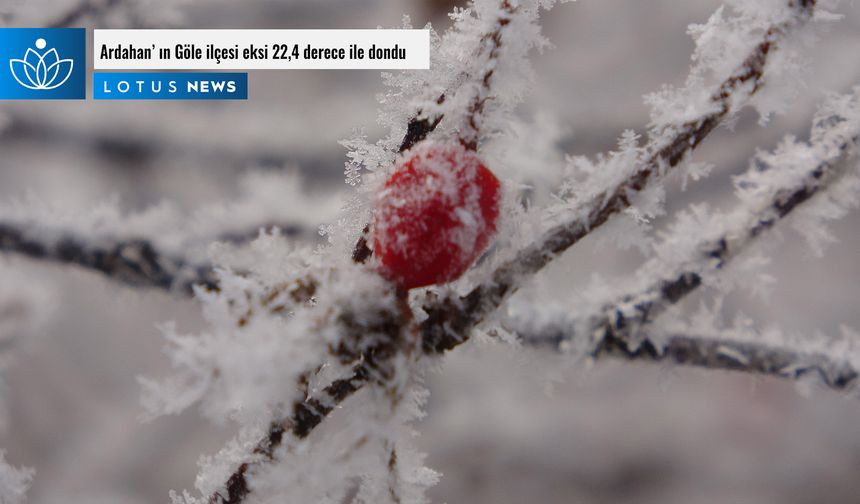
[9,38,74,90]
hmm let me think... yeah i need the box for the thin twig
[0,223,218,295]
[587,109,856,349]
[459,0,515,151]
[512,94,860,391]
[213,363,372,503]
[420,0,818,355]
[0,218,324,296]
[209,295,415,504]
[531,327,859,391]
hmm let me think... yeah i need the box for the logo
[10,38,74,90]
[0,28,85,99]
[93,72,248,100]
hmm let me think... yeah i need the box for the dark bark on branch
[0,223,218,295]
[212,364,372,503]
[0,218,321,296]
[420,0,818,355]
[515,103,860,392]
[460,0,515,151]
[210,298,414,504]
[594,329,855,390]
[595,120,857,352]
[0,218,327,296]
[523,327,859,391]
[398,111,444,154]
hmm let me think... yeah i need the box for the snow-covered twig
[529,326,858,390]
[0,222,217,295]
[208,297,414,504]
[458,0,515,151]
[0,170,336,295]
[511,87,860,390]
[420,0,819,355]
[214,363,372,503]
[403,0,518,153]
[0,218,325,295]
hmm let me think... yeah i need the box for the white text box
[94,29,430,70]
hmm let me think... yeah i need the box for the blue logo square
[0,28,86,99]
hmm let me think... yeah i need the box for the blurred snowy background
[1,0,860,502]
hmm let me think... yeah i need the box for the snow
[0,451,32,504]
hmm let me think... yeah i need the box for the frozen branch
[529,326,859,391]
[402,1,516,153]
[213,363,372,504]
[0,222,217,295]
[420,0,819,355]
[0,170,335,295]
[459,0,516,151]
[209,297,414,504]
[0,218,324,296]
[511,87,860,390]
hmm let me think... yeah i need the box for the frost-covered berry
[372,142,501,290]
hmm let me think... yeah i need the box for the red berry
[372,143,501,290]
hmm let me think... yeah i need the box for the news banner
[0,28,430,100]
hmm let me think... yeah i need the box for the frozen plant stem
[420,0,818,355]
[593,330,856,390]
[401,0,516,154]
[210,296,415,504]
[0,218,322,296]
[214,364,372,504]
[0,223,217,295]
[517,93,860,391]
[459,0,515,151]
